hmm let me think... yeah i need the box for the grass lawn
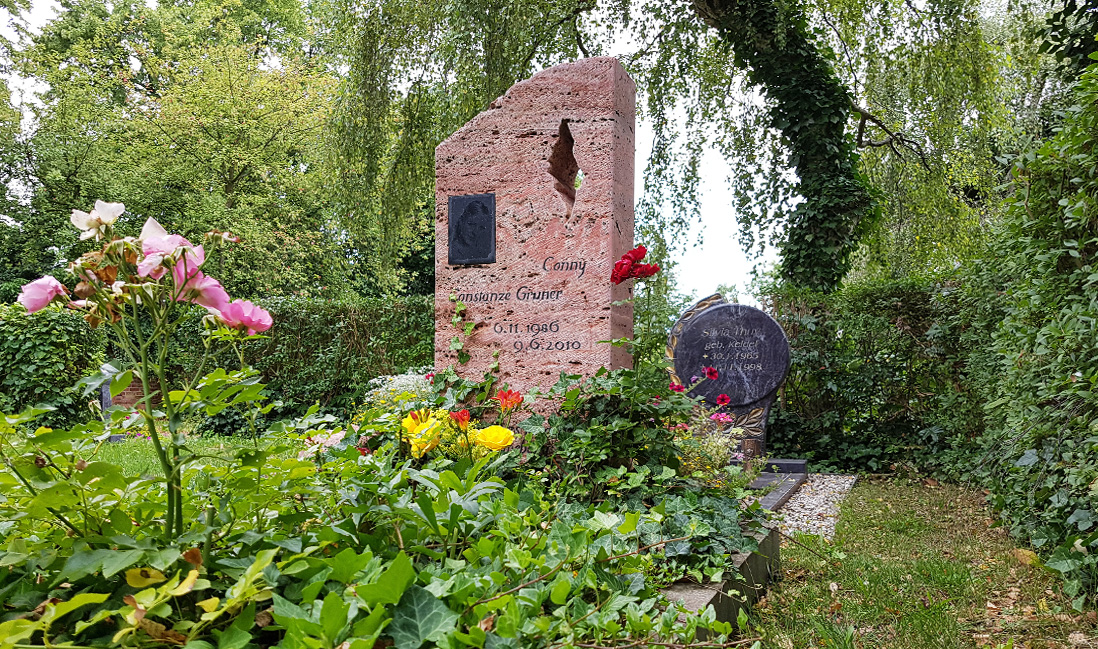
[95,436,272,475]
[752,478,1097,648]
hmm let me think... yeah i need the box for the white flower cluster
[362,368,433,406]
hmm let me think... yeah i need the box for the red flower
[716,393,731,406]
[623,245,647,263]
[631,263,659,279]
[704,366,719,380]
[669,382,685,393]
[450,409,470,431]
[611,259,633,285]
[494,389,523,411]
[425,372,436,382]
[610,245,661,285]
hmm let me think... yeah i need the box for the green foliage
[5,0,351,302]
[812,0,1034,280]
[762,277,987,473]
[0,388,761,647]
[765,62,1098,603]
[175,296,434,416]
[970,59,1098,607]
[0,304,105,427]
[319,0,598,285]
[1043,0,1098,78]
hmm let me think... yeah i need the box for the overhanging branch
[850,101,931,172]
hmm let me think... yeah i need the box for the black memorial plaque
[667,294,790,456]
[448,193,496,265]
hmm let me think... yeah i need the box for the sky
[3,0,777,304]
[633,121,777,306]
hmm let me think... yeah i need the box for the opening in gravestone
[547,120,582,217]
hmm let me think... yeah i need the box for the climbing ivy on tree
[691,0,876,290]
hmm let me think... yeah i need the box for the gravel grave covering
[775,474,858,539]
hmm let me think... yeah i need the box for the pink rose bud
[18,276,67,313]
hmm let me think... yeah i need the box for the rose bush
[15,200,273,539]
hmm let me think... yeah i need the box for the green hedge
[174,295,434,416]
[0,304,106,427]
[762,276,988,474]
[767,61,1098,603]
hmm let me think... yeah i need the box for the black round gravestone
[667,294,790,456]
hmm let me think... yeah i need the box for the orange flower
[450,409,470,431]
[494,389,523,411]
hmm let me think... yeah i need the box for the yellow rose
[475,425,515,451]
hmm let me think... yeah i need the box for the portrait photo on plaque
[448,193,496,265]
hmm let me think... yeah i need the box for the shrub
[0,303,105,427]
[761,276,987,474]
[969,61,1098,606]
[173,295,434,417]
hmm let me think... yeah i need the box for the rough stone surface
[667,295,791,455]
[435,57,636,395]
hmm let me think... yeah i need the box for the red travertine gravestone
[434,57,636,394]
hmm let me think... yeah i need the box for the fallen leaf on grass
[1011,548,1039,566]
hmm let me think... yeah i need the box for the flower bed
[0,212,771,647]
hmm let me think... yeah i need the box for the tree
[321,0,1058,292]
[7,0,347,299]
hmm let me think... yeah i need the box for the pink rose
[142,233,192,258]
[137,218,204,280]
[169,245,206,286]
[179,273,230,311]
[217,299,273,335]
[18,276,67,313]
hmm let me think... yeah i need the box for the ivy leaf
[586,510,619,532]
[1044,553,1083,574]
[549,577,570,605]
[357,552,415,605]
[328,548,372,584]
[320,591,351,642]
[389,586,459,649]
[1066,509,1095,531]
[1015,449,1039,467]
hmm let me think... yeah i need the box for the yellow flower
[410,431,440,458]
[402,409,441,458]
[475,425,515,451]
